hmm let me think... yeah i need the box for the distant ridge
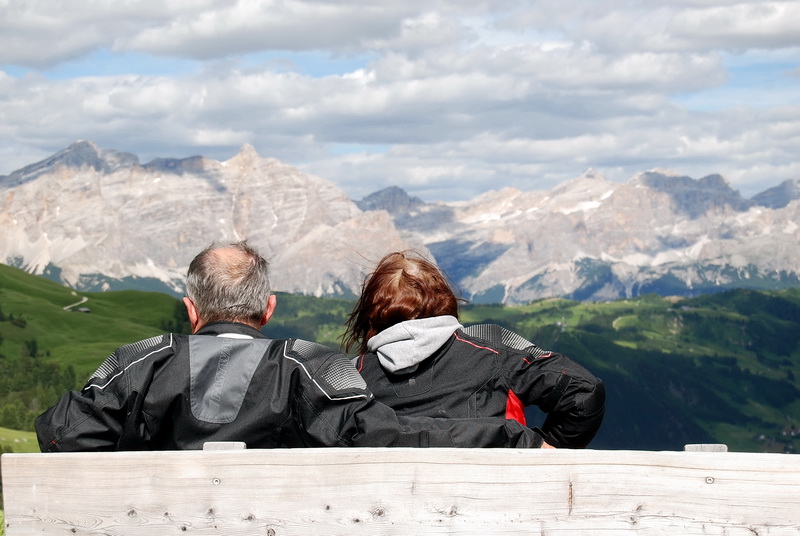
[634,171,753,218]
[1,142,799,302]
[356,185,425,214]
[358,169,800,302]
[1,141,139,187]
[751,178,800,209]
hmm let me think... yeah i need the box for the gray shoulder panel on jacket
[285,339,368,397]
[462,324,551,358]
[86,334,172,387]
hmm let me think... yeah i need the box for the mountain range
[2,141,799,302]
[360,170,800,302]
[0,141,424,298]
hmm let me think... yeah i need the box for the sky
[1,0,799,202]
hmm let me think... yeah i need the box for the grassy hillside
[0,264,186,435]
[270,291,800,452]
[263,292,356,348]
[1,263,798,454]
[0,426,38,454]
[476,291,800,452]
[0,264,183,379]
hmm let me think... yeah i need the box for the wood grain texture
[3,448,799,535]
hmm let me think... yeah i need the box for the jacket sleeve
[513,345,604,448]
[36,357,128,451]
[35,335,170,452]
[286,339,544,448]
[529,360,605,448]
[466,324,605,448]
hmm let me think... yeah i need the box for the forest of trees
[0,307,76,430]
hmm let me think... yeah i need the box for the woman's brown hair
[342,251,460,355]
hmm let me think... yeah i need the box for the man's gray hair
[186,241,271,326]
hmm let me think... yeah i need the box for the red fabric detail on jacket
[523,352,555,365]
[453,332,499,354]
[505,389,526,425]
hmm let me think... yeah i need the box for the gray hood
[367,315,463,373]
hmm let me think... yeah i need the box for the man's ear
[183,297,202,333]
[260,294,278,327]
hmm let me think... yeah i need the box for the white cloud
[564,1,800,53]
[118,0,429,58]
[669,2,800,49]
[0,0,226,67]
[0,0,799,203]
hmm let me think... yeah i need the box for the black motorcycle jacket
[356,322,605,448]
[36,322,543,451]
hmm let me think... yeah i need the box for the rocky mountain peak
[632,170,750,218]
[356,186,425,215]
[577,168,606,181]
[1,140,139,188]
[642,167,685,177]
[696,173,729,189]
[547,169,616,209]
[634,170,734,192]
[751,178,800,209]
[226,144,261,169]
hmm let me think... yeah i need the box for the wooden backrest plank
[3,448,799,535]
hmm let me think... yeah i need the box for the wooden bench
[2,445,799,535]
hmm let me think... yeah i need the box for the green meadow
[0,426,38,454]
[0,263,183,380]
[1,263,798,454]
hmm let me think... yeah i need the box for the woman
[343,251,605,448]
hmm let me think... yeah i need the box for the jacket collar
[195,321,267,339]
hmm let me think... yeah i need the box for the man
[36,241,544,451]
